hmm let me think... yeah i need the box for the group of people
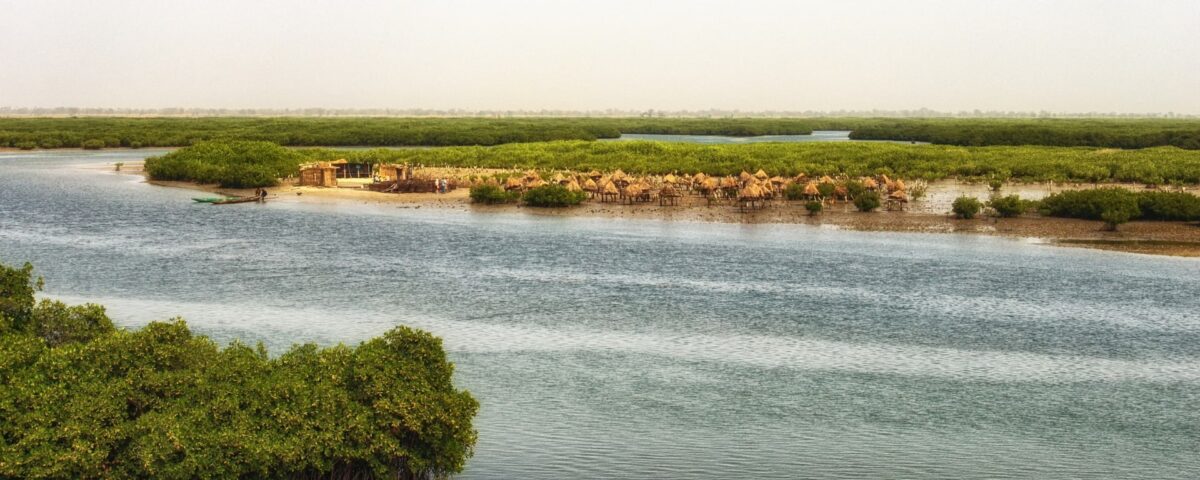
[433,178,450,193]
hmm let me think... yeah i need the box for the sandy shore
[144,171,1200,258]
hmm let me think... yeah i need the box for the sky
[1,0,1197,113]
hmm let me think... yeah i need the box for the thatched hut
[659,184,682,206]
[583,178,599,196]
[886,190,909,211]
[504,177,524,191]
[526,178,547,189]
[819,175,835,184]
[739,171,753,183]
[863,178,879,191]
[754,169,769,181]
[299,163,338,187]
[566,179,583,192]
[599,181,620,202]
[588,170,603,180]
[738,184,766,211]
[803,181,821,200]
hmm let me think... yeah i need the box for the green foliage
[522,184,587,207]
[0,117,836,149]
[469,185,520,204]
[14,141,36,150]
[848,118,1200,149]
[952,196,984,219]
[144,141,302,188]
[1136,191,1200,221]
[988,178,1004,192]
[306,141,1200,185]
[27,300,114,347]
[805,201,823,215]
[1040,188,1141,221]
[784,183,807,201]
[844,180,867,199]
[0,262,39,327]
[853,191,881,212]
[987,195,1034,218]
[817,182,836,198]
[1101,207,1133,230]
[0,261,479,479]
[80,139,105,150]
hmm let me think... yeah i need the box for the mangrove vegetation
[0,261,478,480]
[4,117,1199,149]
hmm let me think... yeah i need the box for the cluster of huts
[296,160,915,211]
[488,168,914,211]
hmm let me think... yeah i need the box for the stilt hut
[738,184,766,211]
[599,181,620,202]
[886,191,909,211]
[659,184,682,206]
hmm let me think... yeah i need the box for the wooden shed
[299,163,338,187]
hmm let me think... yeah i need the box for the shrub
[988,178,1004,192]
[1040,188,1140,221]
[987,195,1028,218]
[1136,191,1200,221]
[522,184,587,207]
[81,139,105,150]
[38,138,63,149]
[908,182,928,200]
[14,141,36,150]
[144,141,301,188]
[952,196,983,219]
[469,184,520,204]
[853,191,881,212]
[129,141,143,149]
[1101,207,1134,231]
[817,182,836,198]
[784,183,806,201]
[805,201,823,215]
[844,180,866,199]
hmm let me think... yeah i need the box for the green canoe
[192,197,228,203]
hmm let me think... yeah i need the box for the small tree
[522,184,586,207]
[81,139,105,150]
[952,196,983,219]
[468,185,519,204]
[987,195,1025,218]
[853,191,881,212]
[805,201,823,216]
[1101,206,1135,231]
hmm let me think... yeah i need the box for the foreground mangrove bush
[0,261,478,480]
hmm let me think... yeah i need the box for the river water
[2,151,1199,479]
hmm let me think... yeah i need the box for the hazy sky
[1,0,1197,113]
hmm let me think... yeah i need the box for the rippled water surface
[2,151,1199,479]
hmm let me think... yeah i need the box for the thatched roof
[663,173,677,184]
[863,178,879,189]
[754,169,769,180]
[660,184,680,197]
[893,179,906,191]
[504,177,523,189]
[721,176,739,188]
[583,178,598,191]
[524,170,542,181]
[819,175,835,184]
[551,172,565,183]
[526,178,547,188]
[739,171,753,182]
[804,182,820,195]
[602,181,619,194]
[623,184,644,196]
[588,170,602,179]
[739,184,765,199]
[700,178,718,190]
[889,190,908,201]
[611,169,627,180]
[693,172,706,182]
[566,180,583,192]
[769,176,786,185]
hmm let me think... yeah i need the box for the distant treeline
[0,117,836,149]
[146,140,1200,188]
[5,117,1200,149]
[849,118,1200,149]
[0,261,478,479]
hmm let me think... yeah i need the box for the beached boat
[192,197,228,203]
[211,196,263,205]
